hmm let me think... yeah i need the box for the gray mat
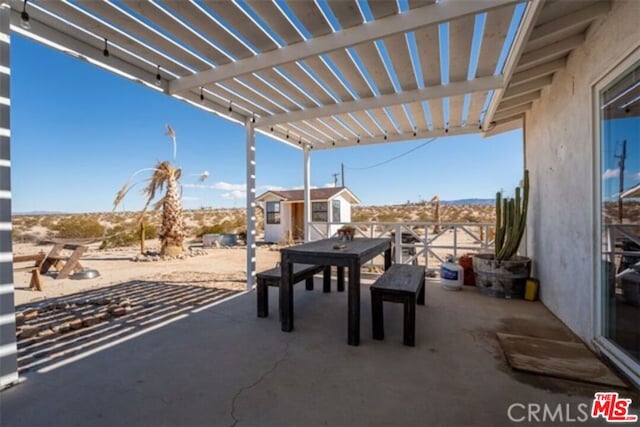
[497,332,628,388]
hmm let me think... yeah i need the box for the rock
[119,298,131,307]
[56,322,71,333]
[37,328,56,338]
[123,306,133,314]
[96,311,110,321]
[111,307,126,317]
[69,318,83,330]
[15,312,25,326]
[23,309,39,321]
[19,325,40,339]
[82,316,99,327]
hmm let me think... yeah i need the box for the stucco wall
[525,0,640,342]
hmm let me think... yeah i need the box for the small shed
[256,187,360,243]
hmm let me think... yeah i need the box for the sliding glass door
[598,57,640,370]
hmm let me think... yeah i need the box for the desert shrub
[11,230,40,243]
[417,211,432,222]
[99,222,158,249]
[39,216,57,229]
[351,212,369,222]
[376,213,398,222]
[13,216,39,228]
[192,211,206,224]
[195,224,225,237]
[53,216,104,239]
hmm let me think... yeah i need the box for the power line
[344,138,438,170]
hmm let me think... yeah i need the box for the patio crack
[229,338,293,427]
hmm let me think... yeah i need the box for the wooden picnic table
[40,243,87,279]
[13,252,46,291]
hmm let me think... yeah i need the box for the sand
[11,241,281,306]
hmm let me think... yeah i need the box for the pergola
[0,0,611,388]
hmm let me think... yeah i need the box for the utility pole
[341,162,345,187]
[332,172,339,187]
[616,139,627,223]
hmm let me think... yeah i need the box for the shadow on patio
[1,278,634,426]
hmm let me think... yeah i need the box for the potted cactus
[473,170,531,298]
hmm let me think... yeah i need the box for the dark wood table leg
[337,266,345,292]
[323,267,331,292]
[347,261,361,346]
[280,258,294,332]
[384,247,392,270]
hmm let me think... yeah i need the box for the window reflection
[600,61,640,363]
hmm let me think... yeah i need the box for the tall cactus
[495,170,529,261]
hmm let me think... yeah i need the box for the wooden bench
[370,264,425,346]
[257,264,330,318]
[40,243,87,280]
[13,252,46,291]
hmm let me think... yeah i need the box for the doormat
[496,333,628,388]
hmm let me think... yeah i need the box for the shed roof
[256,187,360,204]
[7,0,611,148]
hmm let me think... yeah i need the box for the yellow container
[524,278,539,301]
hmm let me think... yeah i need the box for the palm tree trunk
[160,173,185,257]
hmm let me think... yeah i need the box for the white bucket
[441,258,463,291]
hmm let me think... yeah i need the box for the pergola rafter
[168,0,519,95]
[256,76,505,129]
[7,0,607,146]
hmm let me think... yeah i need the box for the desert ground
[11,203,497,305]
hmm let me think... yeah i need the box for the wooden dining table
[280,237,392,346]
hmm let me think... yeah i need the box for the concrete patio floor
[0,277,634,427]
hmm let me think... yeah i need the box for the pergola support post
[245,118,256,291]
[0,3,19,390]
[303,145,311,242]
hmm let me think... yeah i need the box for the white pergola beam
[11,11,162,89]
[510,57,565,86]
[497,90,541,110]
[311,126,477,150]
[527,1,610,49]
[502,75,552,100]
[482,115,523,137]
[13,10,251,125]
[517,34,585,71]
[493,102,533,121]
[257,76,504,129]
[169,0,520,94]
[303,146,311,242]
[482,0,545,130]
[245,118,256,291]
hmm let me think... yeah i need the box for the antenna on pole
[331,172,339,187]
[616,139,627,223]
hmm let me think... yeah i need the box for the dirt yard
[11,241,281,305]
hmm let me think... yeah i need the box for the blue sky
[10,35,523,213]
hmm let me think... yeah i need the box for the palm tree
[146,161,185,256]
[113,125,187,257]
[113,161,185,257]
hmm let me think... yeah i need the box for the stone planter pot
[473,254,531,299]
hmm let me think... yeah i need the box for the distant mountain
[441,198,495,206]
[13,211,67,216]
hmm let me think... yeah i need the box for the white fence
[308,222,494,270]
